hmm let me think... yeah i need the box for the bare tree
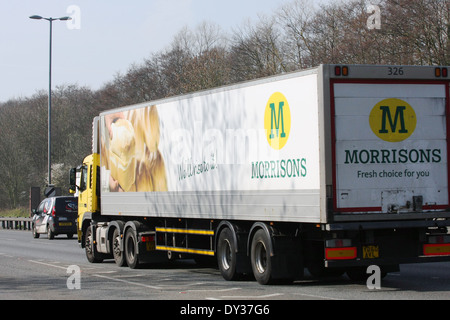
[181,47,232,92]
[230,15,287,81]
[277,0,316,69]
[1,0,448,210]
[381,0,450,65]
[0,100,34,207]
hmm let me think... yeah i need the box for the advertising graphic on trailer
[99,74,320,195]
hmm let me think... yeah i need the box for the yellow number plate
[59,222,72,226]
[363,245,380,259]
[146,242,155,251]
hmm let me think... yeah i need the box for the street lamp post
[29,15,71,188]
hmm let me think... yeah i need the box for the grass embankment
[0,207,29,218]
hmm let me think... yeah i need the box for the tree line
[0,0,448,209]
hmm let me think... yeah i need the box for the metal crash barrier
[0,218,32,231]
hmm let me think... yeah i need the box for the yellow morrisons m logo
[369,98,417,142]
[264,92,291,150]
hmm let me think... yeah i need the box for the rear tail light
[435,68,441,77]
[326,239,352,247]
[423,235,450,256]
[52,207,56,217]
[342,66,349,76]
[335,66,341,76]
[435,67,448,78]
[334,66,349,77]
[428,235,450,244]
[325,247,357,260]
[325,239,356,260]
[141,235,155,243]
[423,244,450,256]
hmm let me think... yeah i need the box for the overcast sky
[0,0,330,103]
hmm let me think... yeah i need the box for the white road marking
[218,293,284,299]
[292,292,344,300]
[28,259,67,270]
[0,252,14,258]
[184,287,241,293]
[92,274,163,290]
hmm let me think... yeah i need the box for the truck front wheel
[85,226,103,263]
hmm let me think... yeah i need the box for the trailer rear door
[331,68,449,215]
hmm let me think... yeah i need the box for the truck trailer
[70,64,450,284]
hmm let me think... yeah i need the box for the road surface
[1,229,450,301]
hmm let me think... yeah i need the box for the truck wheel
[112,228,127,267]
[251,229,273,285]
[85,226,103,263]
[124,228,140,269]
[217,228,239,281]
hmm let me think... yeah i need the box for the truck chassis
[78,212,450,284]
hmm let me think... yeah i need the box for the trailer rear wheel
[124,228,140,269]
[251,229,273,285]
[217,228,239,281]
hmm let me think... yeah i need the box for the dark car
[32,196,78,239]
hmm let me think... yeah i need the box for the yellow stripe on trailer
[156,246,215,256]
[155,227,214,236]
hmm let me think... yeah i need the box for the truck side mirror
[69,168,76,186]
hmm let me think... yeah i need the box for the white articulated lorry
[70,64,450,284]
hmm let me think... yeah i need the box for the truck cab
[70,153,100,243]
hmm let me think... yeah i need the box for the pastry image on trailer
[109,118,136,192]
[102,105,167,193]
